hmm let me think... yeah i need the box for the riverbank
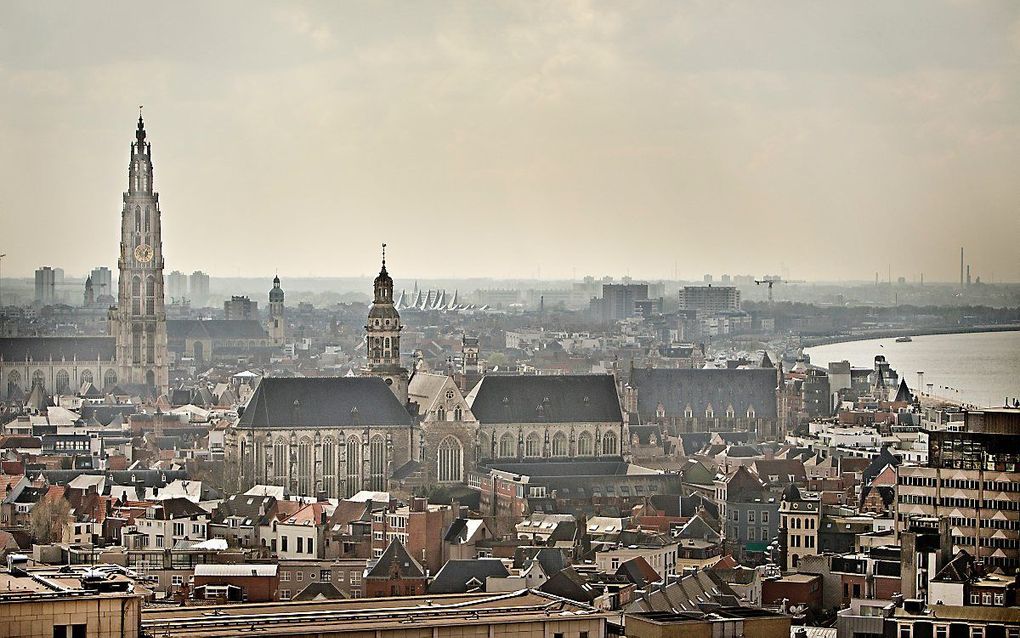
[804,331,1020,408]
[799,324,1020,349]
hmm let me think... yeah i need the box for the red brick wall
[364,577,426,598]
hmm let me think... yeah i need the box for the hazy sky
[2,1,1019,282]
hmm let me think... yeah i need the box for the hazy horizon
[2,1,1019,282]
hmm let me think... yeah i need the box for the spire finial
[136,106,146,143]
[381,243,387,271]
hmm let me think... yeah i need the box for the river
[803,330,1020,409]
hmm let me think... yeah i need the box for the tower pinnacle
[136,106,146,144]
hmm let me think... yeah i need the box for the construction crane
[754,278,804,304]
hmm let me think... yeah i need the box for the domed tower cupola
[269,275,285,304]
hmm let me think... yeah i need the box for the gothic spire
[136,106,146,144]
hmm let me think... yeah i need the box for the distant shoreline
[800,324,1020,348]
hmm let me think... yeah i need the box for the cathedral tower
[366,244,408,404]
[110,113,169,394]
[268,275,286,346]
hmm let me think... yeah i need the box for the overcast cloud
[1,1,1018,282]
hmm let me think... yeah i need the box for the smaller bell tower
[365,244,408,403]
[268,274,285,346]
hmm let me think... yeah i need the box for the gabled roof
[238,377,413,428]
[513,547,567,576]
[149,497,208,520]
[676,514,721,543]
[539,566,598,603]
[863,447,900,486]
[0,336,116,362]
[366,539,425,580]
[427,559,509,594]
[292,581,346,601]
[408,372,466,417]
[894,378,912,403]
[167,319,269,340]
[751,459,806,485]
[629,368,778,421]
[212,494,275,526]
[467,374,623,424]
[616,556,660,588]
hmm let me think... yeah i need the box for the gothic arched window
[144,207,150,232]
[80,370,93,386]
[254,437,267,483]
[322,437,336,497]
[551,432,568,457]
[31,369,45,391]
[602,431,618,456]
[103,369,117,390]
[436,406,446,422]
[297,438,313,495]
[525,432,541,458]
[135,206,141,231]
[369,435,386,492]
[7,370,22,395]
[345,436,361,497]
[132,276,142,316]
[55,370,70,394]
[499,432,516,458]
[273,438,287,482]
[577,432,593,456]
[146,276,155,315]
[437,436,463,483]
[453,406,463,421]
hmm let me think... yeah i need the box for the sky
[1,1,1019,283]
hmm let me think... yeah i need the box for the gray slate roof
[629,368,778,420]
[467,374,623,424]
[167,319,269,340]
[238,377,413,428]
[0,337,116,362]
[427,559,509,594]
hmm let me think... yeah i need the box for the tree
[30,496,71,545]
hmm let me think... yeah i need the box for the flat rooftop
[142,589,605,637]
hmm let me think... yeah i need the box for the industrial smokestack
[966,264,971,287]
[960,247,964,289]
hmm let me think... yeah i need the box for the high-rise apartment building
[166,271,188,303]
[34,266,56,305]
[189,270,210,307]
[678,285,741,312]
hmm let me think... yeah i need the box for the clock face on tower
[134,244,154,263]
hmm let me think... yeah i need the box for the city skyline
[2,2,1019,282]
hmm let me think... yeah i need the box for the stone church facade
[466,374,629,464]
[233,376,416,497]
